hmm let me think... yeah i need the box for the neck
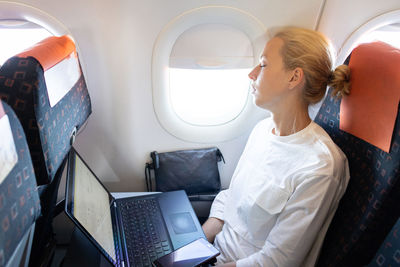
[270,100,311,136]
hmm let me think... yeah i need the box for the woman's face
[248,37,292,110]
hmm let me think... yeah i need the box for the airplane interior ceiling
[11,0,400,192]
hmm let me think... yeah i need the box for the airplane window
[337,10,400,66]
[170,68,250,126]
[152,6,266,142]
[0,20,52,64]
[356,23,400,48]
[169,24,253,126]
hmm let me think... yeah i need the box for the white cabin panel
[9,0,323,192]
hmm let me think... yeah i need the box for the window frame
[0,1,71,66]
[0,2,69,36]
[337,9,400,65]
[152,6,267,143]
[0,2,89,95]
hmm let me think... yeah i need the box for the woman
[202,27,351,267]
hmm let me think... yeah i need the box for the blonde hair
[273,27,351,104]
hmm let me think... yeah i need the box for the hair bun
[328,65,351,98]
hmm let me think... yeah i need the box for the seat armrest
[188,192,218,225]
[188,192,218,201]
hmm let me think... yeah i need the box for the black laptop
[65,148,206,267]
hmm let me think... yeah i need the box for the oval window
[337,9,400,65]
[152,6,267,143]
[0,20,52,64]
[356,23,400,48]
[169,23,253,126]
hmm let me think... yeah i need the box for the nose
[248,65,259,81]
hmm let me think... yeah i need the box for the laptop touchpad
[169,212,197,234]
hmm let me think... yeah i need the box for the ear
[288,67,304,90]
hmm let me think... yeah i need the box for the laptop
[65,148,206,267]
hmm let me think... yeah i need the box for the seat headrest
[17,35,75,71]
[0,101,16,181]
[0,35,92,184]
[0,99,4,118]
[16,35,81,108]
[340,41,400,152]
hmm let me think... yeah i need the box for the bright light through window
[358,28,400,48]
[170,68,251,126]
[0,27,52,65]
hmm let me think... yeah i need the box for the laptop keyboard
[119,198,172,267]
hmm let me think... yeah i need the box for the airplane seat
[189,194,218,225]
[367,216,400,267]
[0,100,41,267]
[0,35,92,266]
[314,41,400,266]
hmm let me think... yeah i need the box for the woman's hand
[202,217,224,243]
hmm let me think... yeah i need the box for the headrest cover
[0,102,18,186]
[0,100,4,119]
[17,35,75,71]
[340,42,400,152]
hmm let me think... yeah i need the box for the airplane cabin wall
[7,0,399,193]
[318,0,400,63]
[10,0,322,192]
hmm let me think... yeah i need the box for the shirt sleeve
[209,189,230,221]
[236,174,340,267]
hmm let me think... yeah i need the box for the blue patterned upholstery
[0,36,92,266]
[368,217,400,266]
[315,55,400,265]
[0,44,92,185]
[0,101,41,267]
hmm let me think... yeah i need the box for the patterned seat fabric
[0,36,92,185]
[368,217,400,266]
[0,36,92,266]
[0,101,41,267]
[315,68,400,265]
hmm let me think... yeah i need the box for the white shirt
[209,118,350,267]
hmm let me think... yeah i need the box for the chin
[253,97,265,108]
[253,98,272,111]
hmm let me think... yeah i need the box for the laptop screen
[67,151,116,262]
